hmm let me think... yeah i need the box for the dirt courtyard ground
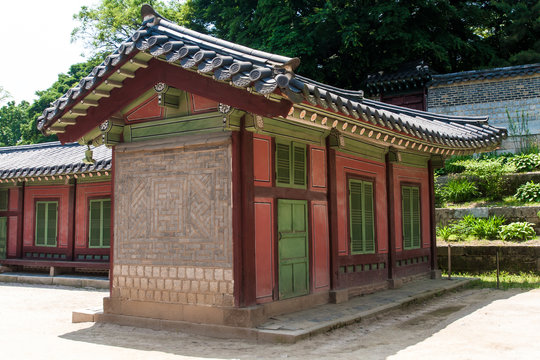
[0,283,538,359]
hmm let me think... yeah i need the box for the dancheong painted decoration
[0,5,506,328]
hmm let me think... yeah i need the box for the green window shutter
[349,179,375,254]
[276,142,291,185]
[402,186,421,250]
[292,143,306,187]
[35,202,46,246]
[46,203,58,246]
[0,217,7,259]
[349,180,363,253]
[89,200,102,248]
[402,187,412,250]
[35,201,58,247]
[275,140,306,189]
[363,182,375,253]
[0,190,8,211]
[89,199,111,248]
[411,187,421,248]
[102,199,111,247]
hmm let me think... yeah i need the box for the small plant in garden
[471,215,506,239]
[448,214,478,240]
[514,181,540,202]
[440,178,480,203]
[498,222,536,241]
[436,226,453,241]
[506,110,537,154]
[507,154,540,172]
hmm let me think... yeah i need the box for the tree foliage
[1,0,538,146]
[72,0,191,55]
[0,56,104,146]
[71,0,540,90]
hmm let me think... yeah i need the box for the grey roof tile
[0,142,111,180]
[430,63,540,86]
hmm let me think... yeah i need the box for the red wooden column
[428,159,437,272]
[232,119,257,307]
[326,144,340,290]
[386,153,397,282]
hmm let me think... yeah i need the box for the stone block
[195,268,204,280]
[164,279,173,290]
[177,267,186,279]
[204,268,214,280]
[186,267,194,279]
[214,268,223,281]
[169,267,177,278]
[224,269,233,281]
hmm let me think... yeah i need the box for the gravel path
[0,283,538,359]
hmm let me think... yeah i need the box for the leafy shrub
[440,178,480,203]
[470,215,506,240]
[448,214,478,240]
[499,222,536,241]
[436,226,453,241]
[507,154,540,172]
[436,155,471,175]
[456,159,513,200]
[444,215,507,241]
[515,181,540,202]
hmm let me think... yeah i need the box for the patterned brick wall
[113,134,233,306]
[428,75,540,151]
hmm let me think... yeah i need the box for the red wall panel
[334,152,388,255]
[23,186,71,250]
[253,134,273,187]
[74,182,112,249]
[310,200,330,291]
[6,188,20,257]
[254,197,275,303]
[392,164,431,251]
[190,94,219,112]
[7,217,18,257]
[309,146,327,191]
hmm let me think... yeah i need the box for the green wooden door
[278,199,309,299]
[0,217,7,259]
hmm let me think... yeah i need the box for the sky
[0,0,100,104]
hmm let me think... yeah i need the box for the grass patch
[445,271,540,289]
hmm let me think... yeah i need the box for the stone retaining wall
[436,206,540,233]
[437,172,540,196]
[437,246,540,273]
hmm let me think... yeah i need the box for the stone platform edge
[72,278,472,343]
[0,273,109,289]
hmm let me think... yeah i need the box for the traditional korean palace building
[1,5,506,327]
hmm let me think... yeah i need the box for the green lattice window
[402,186,421,250]
[275,140,306,189]
[0,189,8,211]
[349,179,375,254]
[35,201,58,247]
[88,199,111,248]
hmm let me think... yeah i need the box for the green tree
[18,56,104,144]
[0,86,10,105]
[72,0,191,55]
[484,1,540,66]
[0,101,29,146]
[70,0,539,90]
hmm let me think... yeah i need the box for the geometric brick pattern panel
[114,139,232,268]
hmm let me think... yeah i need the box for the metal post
[447,244,452,280]
[496,247,500,289]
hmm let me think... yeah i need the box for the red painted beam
[57,58,292,143]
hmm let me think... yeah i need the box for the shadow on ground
[59,288,524,360]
